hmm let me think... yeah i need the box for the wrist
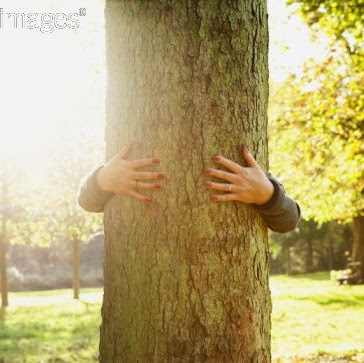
[255,180,274,206]
[96,167,109,192]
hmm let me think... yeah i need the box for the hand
[203,146,274,205]
[96,143,166,203]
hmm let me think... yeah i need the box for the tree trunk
[1,164,9,308]
[306,239,313,273]
[352,215,364,280]
[101,1,270,362]
[285,244,292,275]
[72,239,80,300]
[0,239,8,308]
[326,227,333,271]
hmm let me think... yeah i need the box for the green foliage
[269,220,350,274]
[288,0,364,56]
[270,50,364,223]
[270,1,364,224]
[2,136,103,247]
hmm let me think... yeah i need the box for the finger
[204,168,238,183]
[118,143,132,159]
[211,193,239,202]
[129,158,160,169]
[242,146,259,168]
[204,181,234,192]
[212,155,242,174]
[134,171,166,180]
[135,182,162,190]
[128,190,152,203]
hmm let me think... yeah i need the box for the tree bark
[72,238,80,300]
[101,1,270,362]
[352,215,364,280]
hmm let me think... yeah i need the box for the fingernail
[144,197,152,203]
[152,159,160,164]
[158,173,166,179]
[211,196,218,202]
[245,146,250,154]
[154,184,161,189]
[204,181,212,187]
[212,155,221,162]
[204,168,212,174]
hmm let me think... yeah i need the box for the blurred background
[0,0,363,362]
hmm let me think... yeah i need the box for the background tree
[0,163,9,307]
[287,0,364,58]
[0,0,106,305]
[269,0,364,277]
[0,138,103,304]
[269,220,350,274]
[101,0,270,361]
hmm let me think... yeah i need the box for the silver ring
[229,184,233,192]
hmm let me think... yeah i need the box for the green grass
[0,289,102,363]
[1,274,364,362]
[271,272,364,362]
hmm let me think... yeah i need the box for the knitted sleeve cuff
[77,166,114,213]
[252,175,285,216]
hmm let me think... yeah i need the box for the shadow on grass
[295,293,364,308]
[286,272,331,281]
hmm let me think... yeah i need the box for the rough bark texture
[352,215,364,279]
[101,1,270,362]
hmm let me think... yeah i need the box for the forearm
[77,166,114,213]
[253,175,301,233]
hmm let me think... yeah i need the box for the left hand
[203,146,274,205]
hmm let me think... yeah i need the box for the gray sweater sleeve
[78,169,301,232]
[252,174,301,233]
[77,167,114,213]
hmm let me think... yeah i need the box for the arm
[252,174,301,233]
[77,143,166,213]
[77,166,114,213]
[203,146,301,233]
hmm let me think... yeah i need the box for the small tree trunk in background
[327,232,333,271]
[306,239,313,273]
[101,1,270,361]
[352,215,364,280]
[0,239,8,308]
[285,245,292,275]
[1,165,9,308]
[72,239,80,300]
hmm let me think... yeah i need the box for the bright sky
[268,0,327,83]
[0,0,327,193]
[0,0,105,195]
[0,0,105,162]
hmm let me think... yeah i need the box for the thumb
[242,146,259,168]
[118,143,132,159]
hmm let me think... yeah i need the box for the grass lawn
[0,273,363,362]
[0,289,102,363]
[271,272,364,362]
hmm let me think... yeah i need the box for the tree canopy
[288,0,364,55]
[269,1,364,224]
[270,51,364,223]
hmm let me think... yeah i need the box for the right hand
[96,143,166,203]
